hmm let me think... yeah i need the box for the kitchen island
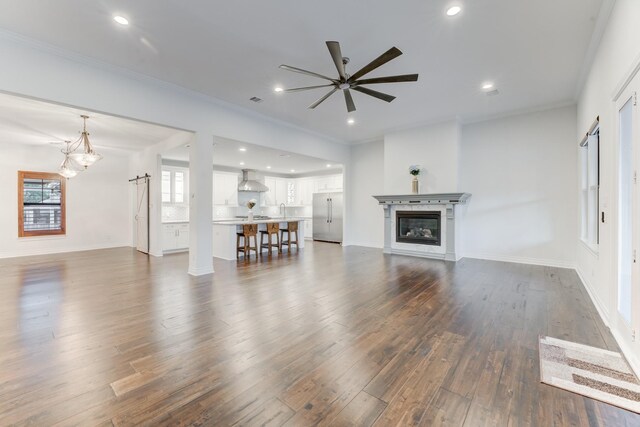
[213,218,305,260]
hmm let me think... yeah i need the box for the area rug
[539,336,640,413]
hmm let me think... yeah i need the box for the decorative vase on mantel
[409,165,421,195]
[248,210,254,222]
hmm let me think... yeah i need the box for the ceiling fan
[278,41,419,113]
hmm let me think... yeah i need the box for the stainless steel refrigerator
[312,192,343,243]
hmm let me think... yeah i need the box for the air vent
[486,89,499,97]
[250,96,263,103]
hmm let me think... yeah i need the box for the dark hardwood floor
[0,242,638,426]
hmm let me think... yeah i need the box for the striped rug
[539,336,640,413]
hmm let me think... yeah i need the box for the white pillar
[188,133,214,276]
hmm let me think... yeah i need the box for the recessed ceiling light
[326,164,332,168]
[266,165,272,169]
[113,15,129,25]
[239,161,245,166]
[482,82,495,90]
[347,118,355,125]
[239,147,247,152]
[446,6,462,16]
[279,154,291,158]
[274,87,284,93]
[290,169,296,173]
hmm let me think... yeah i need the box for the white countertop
[213,217,307,225]
[162,220,189,224]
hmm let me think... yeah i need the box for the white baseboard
[0,242,132,259]
[610,326,640,379]
[575,267,610,327]
[462,252,576,269]
[574,267,640,378]
[188,264,215,276]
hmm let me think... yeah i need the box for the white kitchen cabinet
[304,219,313,240]
[262,176,276,206]
[262,176,290,206]
[314,174,343,193]
[296,178,314,206]
[163,223,189,251]
[213,172,239,206]
[176,224,189,248]
[275,178,288,205]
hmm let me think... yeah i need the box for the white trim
[575,267,640,378]
[579,239,600,258]
[613,50,640,102]
[0,243,134,259]
[462,253,576,269]
[610,326,640,379]
[188,265,215,276]
[575,266,610,326]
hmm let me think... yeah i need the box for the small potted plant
[409,165,421,194]
[246,198,257,221]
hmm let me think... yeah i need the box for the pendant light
[68,115,102,168]
[58,141,80,179]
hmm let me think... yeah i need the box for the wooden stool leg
[253,235,258,256]
[277,231,282,253]
[260,232,264,255]
[236,234,240,258]
[294,230,298,249]
[268,233,272,255]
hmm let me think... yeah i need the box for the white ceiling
[0,0,605,142]
[0,92,191,152]
[164,137,341,176]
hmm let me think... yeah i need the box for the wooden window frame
[18,171,66,237]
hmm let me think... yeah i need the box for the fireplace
[396,211,441,246]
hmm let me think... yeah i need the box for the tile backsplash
[162,204,189,222]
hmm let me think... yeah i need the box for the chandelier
[58,115,103,178]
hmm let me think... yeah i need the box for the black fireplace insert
[396,211,441,246]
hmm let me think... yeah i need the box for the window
[18,171,66,237]
[161,168,188,204]
[580,119,600,247]
[162,170,171,202]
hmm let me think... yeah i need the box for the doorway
[616,75,639,343]
[133,174,150,254]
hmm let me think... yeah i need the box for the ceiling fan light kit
[278,41,419,113]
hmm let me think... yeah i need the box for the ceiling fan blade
[309,88,338,109]
[348,47,403,81]
[326,41,347,81]
[355,74,419,85]
[344,89,356,112]
[283,84,335,93]
[351,86,396,103]
[279,64,336,82]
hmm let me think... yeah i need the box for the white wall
[0,142,131,258]
[576,0,640,374]
[345,140,384,248]
[460,106,578,267]
[383,120,460,194]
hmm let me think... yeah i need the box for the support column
[188,133,214,276]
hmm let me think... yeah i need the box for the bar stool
[260,222,281,255]
[236,224,258,259]
[280,221,299,251]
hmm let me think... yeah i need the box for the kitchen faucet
[279,203,286,219]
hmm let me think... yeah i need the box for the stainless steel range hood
[238,169,268,192]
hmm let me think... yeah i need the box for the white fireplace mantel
[372,193,471,261]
